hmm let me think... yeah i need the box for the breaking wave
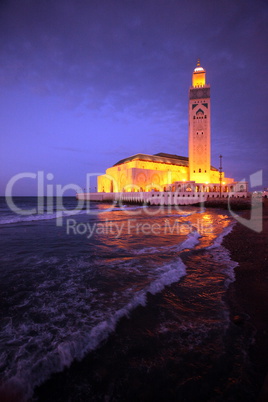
[0,258,186,401]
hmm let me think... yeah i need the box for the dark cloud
[0,0,268,194]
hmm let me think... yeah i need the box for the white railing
[76,191,249,205]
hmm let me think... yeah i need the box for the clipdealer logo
[5,171,103,226]
[4,170,264,233]
[228,170,263,233]
[66,218,213,239]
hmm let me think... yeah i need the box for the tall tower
[188,59,211,183]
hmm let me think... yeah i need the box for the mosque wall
[97,61,238,194]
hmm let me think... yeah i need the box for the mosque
[97,61,246,195]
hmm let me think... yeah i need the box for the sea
[0,196,258,401]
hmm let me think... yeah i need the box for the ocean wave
[207,220,236,249]
[203,220,238,287]
[132,229,201,255]
[210,245,238,287]
[0,204,150,226]
[177,230,201,251]
[0,258,186,401]
[0,209,99,225]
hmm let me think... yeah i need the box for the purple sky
[1,0,268,195]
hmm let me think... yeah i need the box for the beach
[32,200,268,401]
[223,198,268,401]
[0,197,267,401]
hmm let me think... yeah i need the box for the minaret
[188,59,211,183]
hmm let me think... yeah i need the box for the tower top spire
[192,60,206,87]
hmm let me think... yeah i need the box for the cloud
[1,0,268,194]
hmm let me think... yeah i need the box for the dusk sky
[1,0,268,195]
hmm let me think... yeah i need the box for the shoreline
[223,199,268,400]
[27,200,268,401]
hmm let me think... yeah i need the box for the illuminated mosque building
[97,61,245,194]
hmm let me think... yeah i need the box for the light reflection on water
[0,200,236,400]
[94,206,231,252]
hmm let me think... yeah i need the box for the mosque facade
[97,61,245,194]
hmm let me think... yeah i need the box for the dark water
[0,197,257,401]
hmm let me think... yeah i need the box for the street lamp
[219,155,222,197]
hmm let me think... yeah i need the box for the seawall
[76,191,253,209]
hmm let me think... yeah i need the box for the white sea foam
[210,245,238,287]
[0,203,173,225]
[167,213,192,218]
[177,230,201,251]
[204,220,238,287]
[0,209,90,225]
[207,220,236,249]
[133,230,201,255]
[0,201,238,401]
[0,256,186,400]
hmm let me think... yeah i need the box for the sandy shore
[223,199,268,401]
[23,199,265,401]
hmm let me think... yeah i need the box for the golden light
[192,60,206,87]
[96,61,237,195]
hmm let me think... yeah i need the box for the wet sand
[223,198,268,401]
[32,199,268,402]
